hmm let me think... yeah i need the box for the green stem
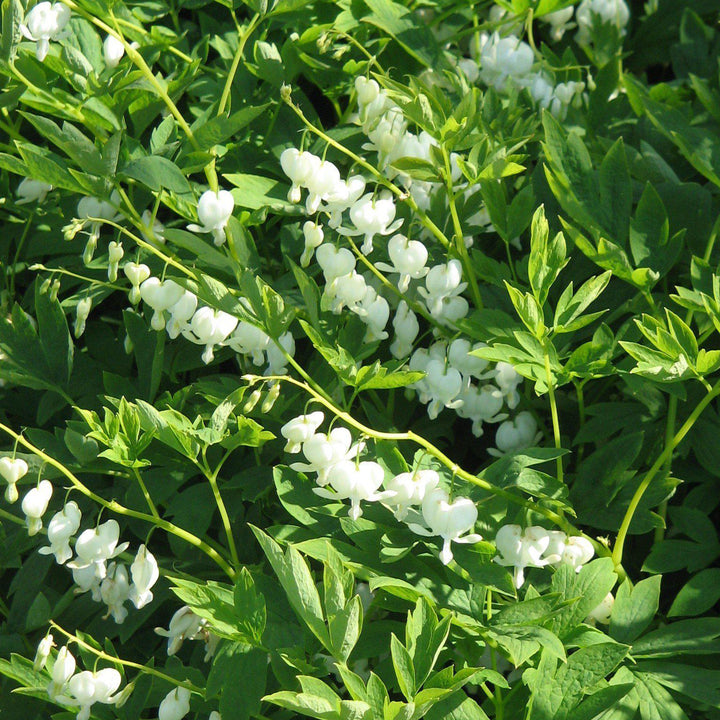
[49,622,204,694]
[612,379,720,567]
[201,451,240,571]
[575,381,586,464]
[217,13,262,116]
[0,422,235,579]
[131,467,160,519]
[544,341,564,487]
[441,147,483,310]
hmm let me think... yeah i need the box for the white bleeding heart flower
[47,645,75,699]
[375,234,428,292]
[60,668,122,720]
[38,500,82,564]
[187,189,235,246]
[280,148,321,203]
[290,427,364,486]
[158,687,191,720]
[355,76,380,106]
[67,519,129,582]
[316,244,356,284]
[76,191,122,263]
[383,469,439,520]
[341,192,403,254]
[265,331,295,375]
[129,544,159,609]
[21,480,53,536]
[448,339,490,380]
[74,297,92,338]
[280,411,325,453]
[479,33,534,91]
[72,563,102,600]
[418,260,468,318]
[33,634,54,672]
[165,290,198,339]
[315,460,391,520]
[16,178,53,204]
[326,271,368,314]
[123,263,151,304]
[455,383,507,437]
[100,562,131,623]
[319,175,366,228]
[103,34,125,67]
[20,1,71,62]
[576,0,629,46]
[390,301,419,359]
[0,456,29,503]
[107,241,124,282]
[224,322,270,365]
[559,535,595,571]
[139,277,185,330]
[493,524,551,588]
[182,307,238,363]
[356,287,390,343]
[155,606,208,656]
[424,359,463,420]
[493,361,523,409]
[305,159,342,214]
[410,488,482,565]
[301,221,324,267]
[490,411,540,456]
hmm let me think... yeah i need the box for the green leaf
[207,643,267,719]
[550,559,618,639]
[194,103,271,150]
[391,634,416,701]
[631,618,720,658]
[668,568,720,617]
[35,284,73,388]
[635,660,720,707]
[224,172,298,213]
[528,205,567,306]
[1,0,24,63]
[610,576,661,644]
[361,0,442,68]
[121,155,192,194]
[565,684,635,720]
[233,568,267,644]
[250,526,329,648]
[328,595,363,662]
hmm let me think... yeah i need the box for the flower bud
[34,634,55,671]
[74,297,92,338]
[0,456,29,504]
[103,34,125,68]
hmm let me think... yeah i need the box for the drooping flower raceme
[412,488,483,565]
[22,480,53,535]
[0,456,28,503]
[187,189,235,246]
[493,524,551,588]
[20,1,71,61]
[38,501,81,564]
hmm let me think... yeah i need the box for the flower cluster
[281,412,482,564]
[493,525,595,588]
